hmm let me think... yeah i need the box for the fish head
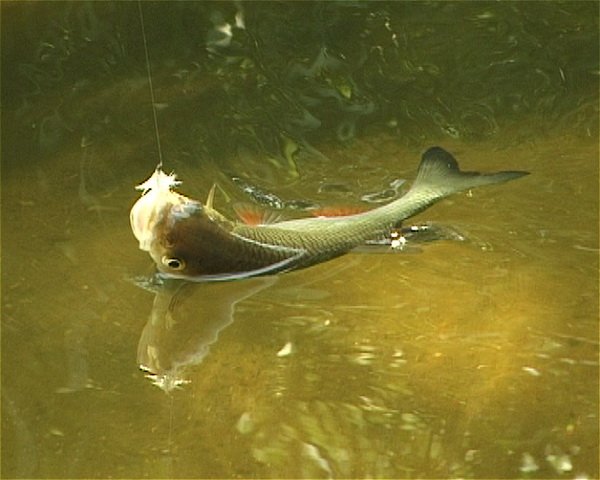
[146,201,270,280]
[130,167,193,259]
[130,169,243,279]
[144,200,217,278]
[131,168,303,281]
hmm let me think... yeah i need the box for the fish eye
[161,256,185,270]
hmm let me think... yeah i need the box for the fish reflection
[135,221,465,394]
[137,276,276,392]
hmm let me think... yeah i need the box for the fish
[130,146,528,281]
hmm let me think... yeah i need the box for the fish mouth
[130,168,186,252]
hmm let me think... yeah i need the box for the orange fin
[311,205,369,218]
[234,203,282,226]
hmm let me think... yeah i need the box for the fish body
[130,147,528,281]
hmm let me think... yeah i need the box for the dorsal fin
[205,184,217,209]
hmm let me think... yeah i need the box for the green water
[2,2,598,478]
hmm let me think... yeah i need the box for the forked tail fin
[393,147,529,220]
[403,147,529,213]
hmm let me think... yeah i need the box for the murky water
[2,2,598,479]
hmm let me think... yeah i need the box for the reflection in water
[137,276,277,392]
[135,224,461,393]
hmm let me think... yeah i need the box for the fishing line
[138,0,164,169]
[138,4,174,464]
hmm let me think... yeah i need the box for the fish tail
[403,147,529,212]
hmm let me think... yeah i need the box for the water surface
[2,2,598,478]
